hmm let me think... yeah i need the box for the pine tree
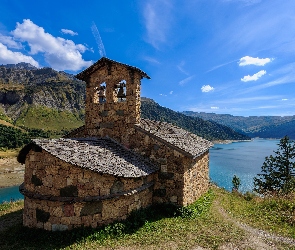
[253,136,295,194]
[232,175,241,192]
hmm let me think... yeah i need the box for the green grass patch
[15,105,84,132]
[0,189,246,250]
[215,186,295,238]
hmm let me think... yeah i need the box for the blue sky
[0,0,295,117]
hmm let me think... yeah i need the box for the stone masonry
[19,57,213,231]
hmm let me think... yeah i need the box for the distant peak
[1,62,38,70]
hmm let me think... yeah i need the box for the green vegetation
[2,187,295,249]
[0,189,246,250]
[183,111,295,139]
[141,98,250,141]
[254,136,295,195]
[232,175,241,192]
[0,124,31,149]
[15,106,84,132]
[0,124,54,150]
[217,187,295,239]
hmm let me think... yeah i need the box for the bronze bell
[117,83,126,100]
[98,86,106,103]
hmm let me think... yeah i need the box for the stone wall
[21,148,155,231]
[84,63,142,146]
[129,128,209,206]
[182,152,209,206]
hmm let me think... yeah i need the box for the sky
[0,0,295,117]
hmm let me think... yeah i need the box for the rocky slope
[0,63,85,121]
[0,63,85,133]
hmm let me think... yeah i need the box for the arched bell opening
[114,80,126,103]
[93,82,106,104]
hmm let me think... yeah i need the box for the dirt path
[0,157,24,188]
[214,200,295,249]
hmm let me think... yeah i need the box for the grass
[216,187,295,238]
[0,189,245,250]
[1,187,295,249]
[0,148,19,158]
[15,106,84,132]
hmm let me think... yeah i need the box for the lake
[0,138,280,203]
[0,185,23,203]
[210,138,280,193]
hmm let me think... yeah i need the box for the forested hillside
[141,98,250,141]
[183,111,295,139]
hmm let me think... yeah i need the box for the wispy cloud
[222,0,261,6]
[61,29,78,36]
[179,75,194,86]
[239,56,273,66]
[143,0,173,49]
[241,75,295,94]
[216,95,281,104]
[142,56,161,65]
[217,1,295,53]
[241,70,266,82]
[177,61,189,75]
[206,59,238,73]
[282,98,288,101]
[201,85,214,92]
[211,106,219,110]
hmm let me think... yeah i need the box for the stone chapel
[18,57,213,231]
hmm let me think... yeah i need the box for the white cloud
[12,19,91,71]
[177,61,189,75]
[179,75,194,86]
[0,34,22,49]
[201,85,214,92]
[169,91,173,94]
[282,98,288,101]
[0,43,39,67]
[61,29,78,36]
[143,56,160,64]
[223,0,261,6]
[241,70,266,82]
[143,0,172,49]
[239,56,273,66]
[211,106,219,109]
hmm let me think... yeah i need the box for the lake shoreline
[0,157,24,188]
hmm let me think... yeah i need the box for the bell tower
[76,57,150,145]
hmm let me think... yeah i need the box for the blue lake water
[0,185,23,203]
[0,138,280,203]
[210,138,280,193]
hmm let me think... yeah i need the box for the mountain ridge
[183,111,295,139]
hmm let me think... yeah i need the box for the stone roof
[75,57,150,81]
[21,138,159,178]
[135,119,213,158]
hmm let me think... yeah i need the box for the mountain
[0,63,85,131]
[0,63,249,145]
[183,111,295,139]
[141,98,250,141]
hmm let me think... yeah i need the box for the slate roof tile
[32,137,159,178]
[135,119,213,158]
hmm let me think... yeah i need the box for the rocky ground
[0,157,24,188]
